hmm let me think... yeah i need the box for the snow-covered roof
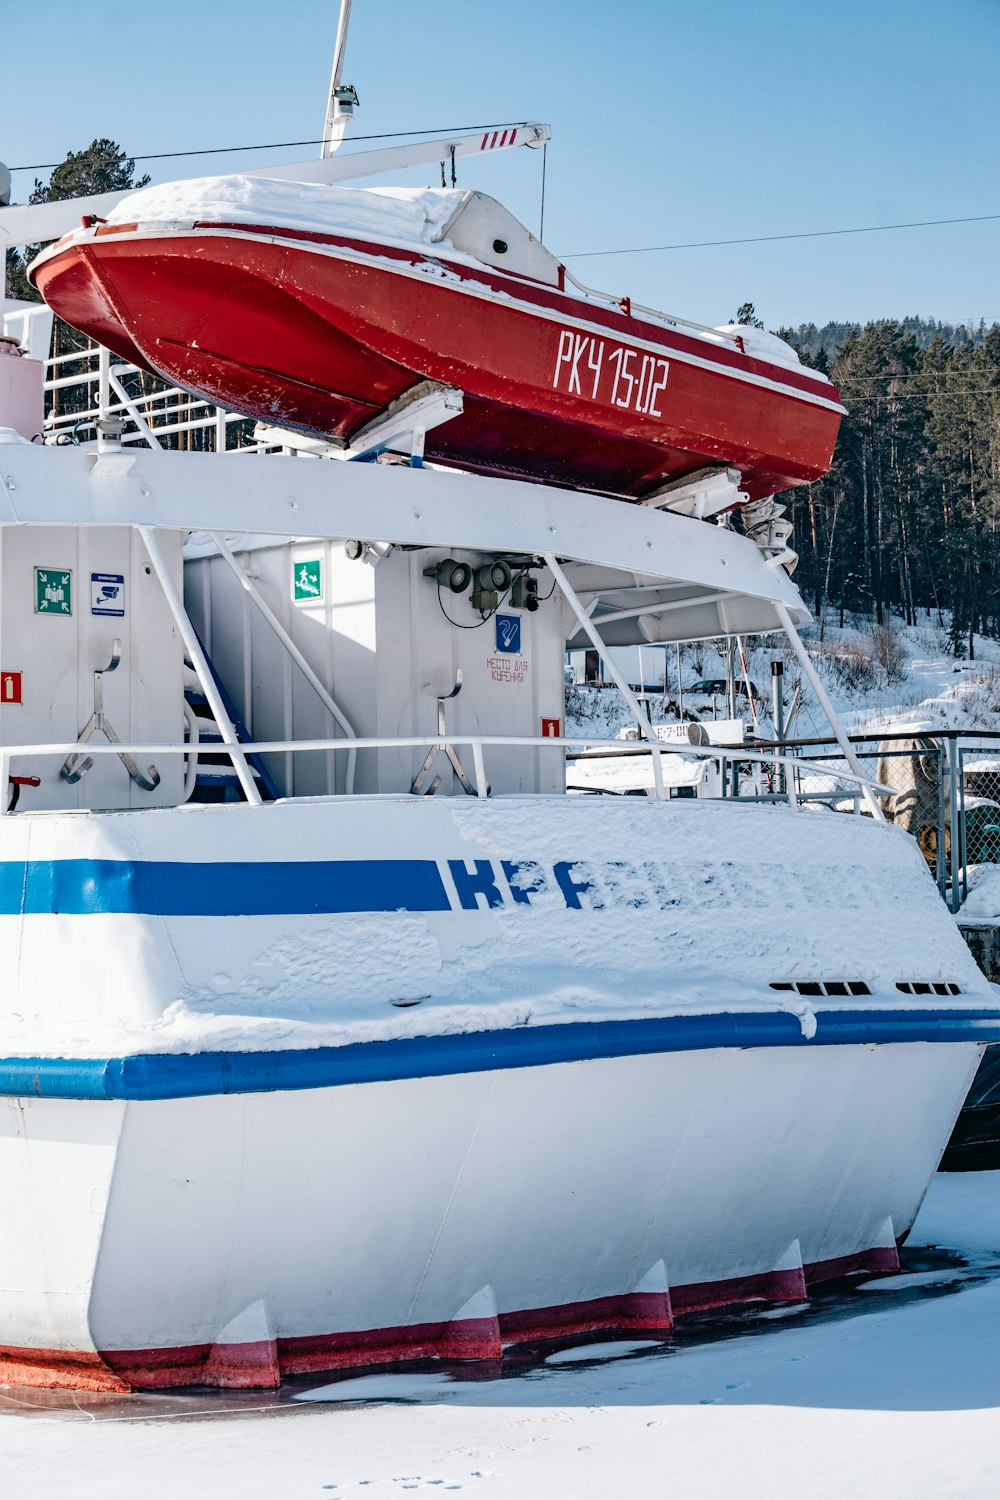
[106,175,467,246]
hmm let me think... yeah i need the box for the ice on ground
[544,1340,666,1365]
[6,1171,1000,1499]
[296,1373,457,1404]
[854,1269,970,1293]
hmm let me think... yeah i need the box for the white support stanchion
[544,551,665,800]
[139,525,262,807]
[97,345,110,425]
[774,601,884,822]
[108,368,163,448]
[471,740,488,799]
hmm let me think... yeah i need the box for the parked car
[686,678,761,700]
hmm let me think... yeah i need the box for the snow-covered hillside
[566,615,1000,744]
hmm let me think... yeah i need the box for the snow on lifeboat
[30,175,845,502]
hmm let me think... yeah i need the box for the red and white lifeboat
[30,175,844,502]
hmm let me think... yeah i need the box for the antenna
[321,0,359,158]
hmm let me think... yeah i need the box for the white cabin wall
[373,548,566,796]
[0,526,184,810]
[186,540,380,797]
[188,540,568,797]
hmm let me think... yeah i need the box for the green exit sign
[292,558,323,604]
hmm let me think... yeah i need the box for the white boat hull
[0,1031,985,1390]
[0,794,995,1389]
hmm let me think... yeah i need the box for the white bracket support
[253,382,464,466]
[641,466,746,521]
[343,381,464,464]
[251,424,346,458]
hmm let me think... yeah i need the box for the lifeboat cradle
[0,399,996,1393]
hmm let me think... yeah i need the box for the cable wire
[561,212,1000,260]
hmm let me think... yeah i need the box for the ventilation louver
[769,980,870,997]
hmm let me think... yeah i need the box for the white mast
[321,0,359,157]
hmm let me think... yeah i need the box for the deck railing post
[936,742,947,901]
[948,735,961,914]
[782,755,799,811]
[543,551,665,800]
[774,602,884,822]
[97,344,110,424]
[471,740,488,798]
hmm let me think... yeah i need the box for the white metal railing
[561,267,745,352]
[0,733,895,816]
[41,344,260,454]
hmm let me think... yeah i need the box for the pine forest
[775,316,1000,656]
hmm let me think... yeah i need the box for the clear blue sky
[4,0,998,330]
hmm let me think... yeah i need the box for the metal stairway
[184,648,279,803]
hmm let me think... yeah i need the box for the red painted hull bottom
[31,226,843,503]
[0,1243,899,1393]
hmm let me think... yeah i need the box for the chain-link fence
[714,730,1000,912]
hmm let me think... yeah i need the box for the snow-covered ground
[3,1170,1000,1498]
[568,616,1000,912]
[567,614,1000,745]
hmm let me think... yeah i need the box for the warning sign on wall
[91,572,125,617]
[1,672,22,704]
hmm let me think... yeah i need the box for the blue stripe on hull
[3,1009,1000,1101]
[0,859,451,916]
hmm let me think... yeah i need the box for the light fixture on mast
[321,0,359,157]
